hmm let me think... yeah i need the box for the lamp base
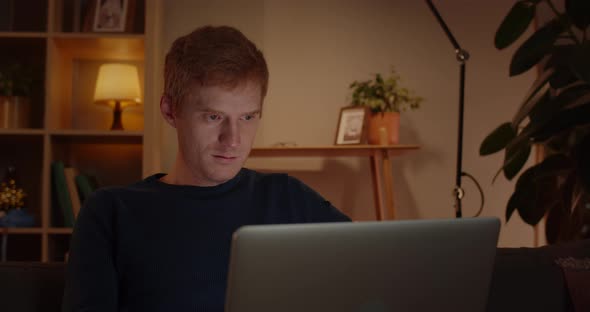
[111,101,124,130]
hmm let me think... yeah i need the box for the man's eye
[242,114,257,121]
[207,114,221,121]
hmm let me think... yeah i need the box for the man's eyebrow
[193,108,261,115]
[245,109,262,115]
[194,107,221,113]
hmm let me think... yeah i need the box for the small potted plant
[0,63,34,128]
[0,165,34,228]
[349,68,423,144]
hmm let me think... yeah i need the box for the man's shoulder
[87,174,159,199]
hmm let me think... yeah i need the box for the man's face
[174,82,262,186]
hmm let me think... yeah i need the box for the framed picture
[334,106,369,145]
[84,0,136,33]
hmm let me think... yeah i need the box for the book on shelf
[51,161,75,228]
[51,162,99,227]
[64,167,81,219]
[75,173,97,204]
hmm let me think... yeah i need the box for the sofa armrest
[487,239,590,312]
[0,262,65,312]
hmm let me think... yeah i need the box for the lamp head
[93,63,141,130]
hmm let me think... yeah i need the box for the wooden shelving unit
[1,227,44,234]
[0,0,157,262]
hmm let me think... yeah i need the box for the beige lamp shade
[93,63,141,106]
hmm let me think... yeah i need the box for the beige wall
[156,0,540,247]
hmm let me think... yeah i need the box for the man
[62,26,350,312]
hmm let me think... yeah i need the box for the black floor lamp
[425,0,484,218]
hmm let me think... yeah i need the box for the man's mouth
[213,154,238,160]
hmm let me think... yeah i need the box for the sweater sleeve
[62,189,118,312]
[286,176,352,223]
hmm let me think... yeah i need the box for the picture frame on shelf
[84,0,136,33]
[334,106,369,145]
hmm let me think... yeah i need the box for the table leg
[370,153,384,220]
[381,150,396,220]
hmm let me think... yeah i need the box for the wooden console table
[249,145,419,220]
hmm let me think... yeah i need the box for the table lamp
[93,63,141,130]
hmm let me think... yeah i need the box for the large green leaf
[511,67,554,127]
[544,200,565,244]
[512,166,546,225]
[555,84,590,110]
[565,0,590,30]
[505,154,570,225]
[512,87,590,146]
[491,131,532,183]
[506,192,519,222]
[503,141,532,180]
[545,45,576,69]
[510,19,565,76]
[569,42,590,84]
[550,69,578,89]
[495,1,536,49]
[529,84,590,133]
[512,154,569,225]
[533,153,572,178]
[545,132,570,153]
[531,102,590,141]
[480,122,515,155]
[503,123,535,162]
[528,90,553,124]
[576,132,590,194]
[545,45,578,88]
[516,190,554,226]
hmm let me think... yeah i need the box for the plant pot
[0,96,31,129]
[367,112,400,145]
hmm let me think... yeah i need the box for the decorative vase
[367,112,400,145]
[0,96,31,128]
[0,209,35,227]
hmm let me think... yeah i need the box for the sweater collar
[144,169,245,198]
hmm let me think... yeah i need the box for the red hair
[164,25,269,110]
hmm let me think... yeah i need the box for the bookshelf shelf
[49,129,143,137]
[51,32,145,40]
[0,32,49,38]
[0,129,45,135]
[47,228,73,235]
[0,227,44,234]
[0,0,156,262]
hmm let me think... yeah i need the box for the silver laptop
[225,217,500,312]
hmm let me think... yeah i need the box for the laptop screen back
[225,217,500,312]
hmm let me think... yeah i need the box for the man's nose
[219,120,241,147]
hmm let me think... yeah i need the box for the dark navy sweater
[62,169,350,312]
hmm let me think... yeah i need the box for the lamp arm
[425,0,461,51]
[425,0,482,218]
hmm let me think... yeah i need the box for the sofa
[0,239,588,312]
[0,262,64,312]
[487,238,590,312]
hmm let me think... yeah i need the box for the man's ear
[160,95,177,128]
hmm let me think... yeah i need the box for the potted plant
[0,63,34,128]
[349,68,423,144]
[479,0,590,243]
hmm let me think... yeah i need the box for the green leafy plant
[349,68,423,113]
[0,63,34,97]
[479,0,590,243]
